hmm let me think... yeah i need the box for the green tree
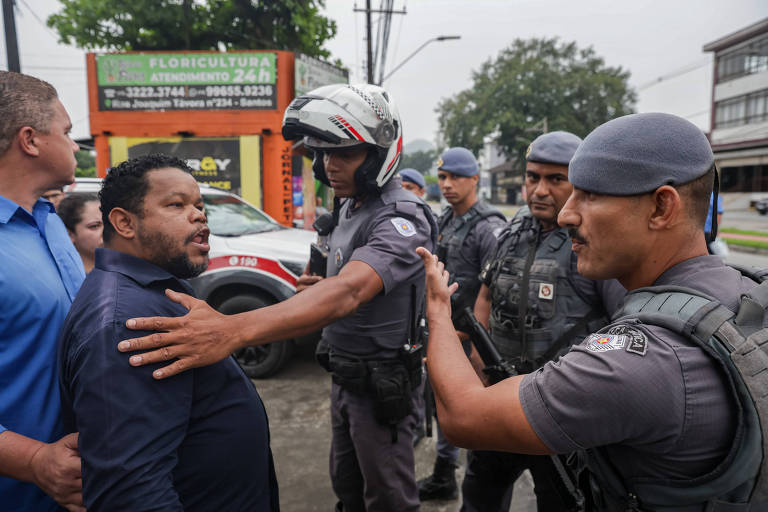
[47,0,337,59]
[436,38,636,160]
[399,149,437,175]
[75,150,97,177]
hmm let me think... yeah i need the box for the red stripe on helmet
[386,136,403,172]
[335,115,365,141]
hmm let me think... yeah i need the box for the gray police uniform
[322,177,435,512]
[433,201,505,462]
[460,211,622,512]
[460,131,625,512]
[519,256,750,511]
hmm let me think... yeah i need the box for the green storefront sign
[96,52,277,111]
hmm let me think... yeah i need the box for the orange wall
[87,50,296,226]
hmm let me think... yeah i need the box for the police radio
[309,213,334,277]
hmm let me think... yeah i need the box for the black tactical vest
[482,208,607,369]
[436,201,505,320]
[579,266,768,512]
[321,182,438,358]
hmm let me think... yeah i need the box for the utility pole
[365,0,373,83]
[2,0,20,72]
[353,1,406,85]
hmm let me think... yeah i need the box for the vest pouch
[492,256,525,312]
[527,259,559,319]
[330,355,369,395]
[367,361,412,426]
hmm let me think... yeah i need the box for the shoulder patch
[584,333,628,353]
[391,217,417,237]
[608,325,649,357]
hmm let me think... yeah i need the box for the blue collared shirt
[58,248,279,511]
[0,195,85,512]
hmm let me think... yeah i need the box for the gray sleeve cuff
[351,247,395,294]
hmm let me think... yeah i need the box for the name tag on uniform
[538,282,554,300]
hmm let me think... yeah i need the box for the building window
[716,33,768,83]
[715,88,768,128]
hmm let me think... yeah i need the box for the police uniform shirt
[323,178,434,357]
[519,255,753,480]
[441,204,505,277]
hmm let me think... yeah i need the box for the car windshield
[203,193,281,236]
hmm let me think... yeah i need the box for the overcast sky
[3,0,767,147]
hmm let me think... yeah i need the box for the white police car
[65,178,317,378]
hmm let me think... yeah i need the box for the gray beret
[437,147,478,177]
[398,168,426,189]
[570,113,715,195]
[526,131,582,166]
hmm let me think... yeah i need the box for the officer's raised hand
[416,246,458,314]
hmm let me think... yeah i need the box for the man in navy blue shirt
[0,71,85,512]
[58,154,279,511]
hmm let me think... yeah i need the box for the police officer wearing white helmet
[115,83,437,512]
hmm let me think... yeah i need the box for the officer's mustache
[568,228,588,246]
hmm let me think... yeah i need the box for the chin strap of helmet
[353,146,389,197]
[312,152,330,186]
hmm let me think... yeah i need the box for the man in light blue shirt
[0,71,85,511]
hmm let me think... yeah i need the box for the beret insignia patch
[526,144,533,158]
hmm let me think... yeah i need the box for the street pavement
[256,204,767,512]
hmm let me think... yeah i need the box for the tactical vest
[321,183,438,357]
[482,209,607,369]
[580,265,768,512]
[436,201,505,318]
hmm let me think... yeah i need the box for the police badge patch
[608,324,649,356]
[585,333,628,353]
[538,282,554,300]
[391,217,417,237]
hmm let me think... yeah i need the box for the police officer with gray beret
[459,131,622,512]
[399,168,427,197]
[418,147,506,502]
[419,113,768,511]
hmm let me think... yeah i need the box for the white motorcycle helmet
[282,83,403,196]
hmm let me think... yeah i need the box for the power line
[637,57,711,91]
[16,0,60,41]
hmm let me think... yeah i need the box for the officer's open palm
[118,289,239,379]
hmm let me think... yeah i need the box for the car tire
[216,294,293,379]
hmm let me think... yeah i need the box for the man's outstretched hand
[118,289,240,379]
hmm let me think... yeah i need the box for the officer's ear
[108,207,139,240]
[648,185,682,231]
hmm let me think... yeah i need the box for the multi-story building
[704,18,768,197]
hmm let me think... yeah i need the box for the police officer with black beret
[417,147,505,502]
[460,131,623,512]
[419,113,768,512]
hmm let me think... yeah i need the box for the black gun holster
[324,346,423,430]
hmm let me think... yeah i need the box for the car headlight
[280,259,305,277]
